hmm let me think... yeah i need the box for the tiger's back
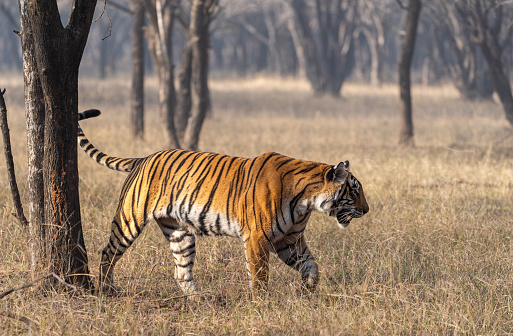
[119,150,331,241]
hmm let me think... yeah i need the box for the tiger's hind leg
[156,219,198,294]
[99,214,146,294]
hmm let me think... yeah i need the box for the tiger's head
[316,161,369,228]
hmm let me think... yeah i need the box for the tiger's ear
[326,162,348,183]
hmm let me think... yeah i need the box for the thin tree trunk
[18,0,46,278]
[289,0,323,93]
[286,15,306,78]
[183,0,214,151]
[144,0,181,149]
[130,1,145,139]
[398,0,421,146]
[176,44,193,141]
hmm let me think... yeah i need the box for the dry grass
[1,76,513,334]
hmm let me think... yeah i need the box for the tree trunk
[286,15,306,78]
[398,0,421,146]
[289,0,323,93]
[18,0,46,277]
[176,44,193,141]
[24,0,96,289]
[130,1,145,139]
[144,0,181,149]
[183,0,214,151]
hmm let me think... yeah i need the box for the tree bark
[398,0,421,146]
[18,0,46,278]
[130,0,145,139]
[23,0,96,289]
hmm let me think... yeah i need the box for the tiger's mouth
[334,209,365,228]
[336,209,353,228]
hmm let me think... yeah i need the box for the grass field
[1,76,513,334]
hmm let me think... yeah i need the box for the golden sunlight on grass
[0,76,512,334]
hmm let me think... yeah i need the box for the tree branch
[0,89,28,228]
[0,272,78,300]
[396,0,408,10]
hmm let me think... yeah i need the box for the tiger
[78,109,369,296]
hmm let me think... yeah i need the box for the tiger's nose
[363,204,369,215]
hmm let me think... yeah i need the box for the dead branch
[0,89,28,227]
[0,272,78,300]
[93,0,113,40]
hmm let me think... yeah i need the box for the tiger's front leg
[274,232,319,291]
[244,234,270,298]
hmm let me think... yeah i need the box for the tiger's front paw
[301,273,319,293]
[97,281,121,296]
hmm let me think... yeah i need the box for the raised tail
[78,109,142,172]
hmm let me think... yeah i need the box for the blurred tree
[182,0,219,150]
[0,2,22,72]
[17,0,96,289]
[425,1,493,100]
[397,0,422,146]
[288,0,357,96]
[357,0,394,86]
[143,0,181,149]
[455,0,513,126]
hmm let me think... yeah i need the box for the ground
[0,76,512,334]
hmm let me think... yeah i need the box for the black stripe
[276,157,294,169]
[172,243,196,254]
[176,261,194,268]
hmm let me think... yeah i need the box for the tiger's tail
[78,109,142,172]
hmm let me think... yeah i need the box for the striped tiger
[78,109,369,296]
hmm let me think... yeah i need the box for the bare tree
[455,0,513,126]
[17,0,96,288]
[181,0,218,150]
[288,0,357,96]
[397,0,421,146]
[424,1,492,99]
[144,0,181,149]
[358,0,392,86]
